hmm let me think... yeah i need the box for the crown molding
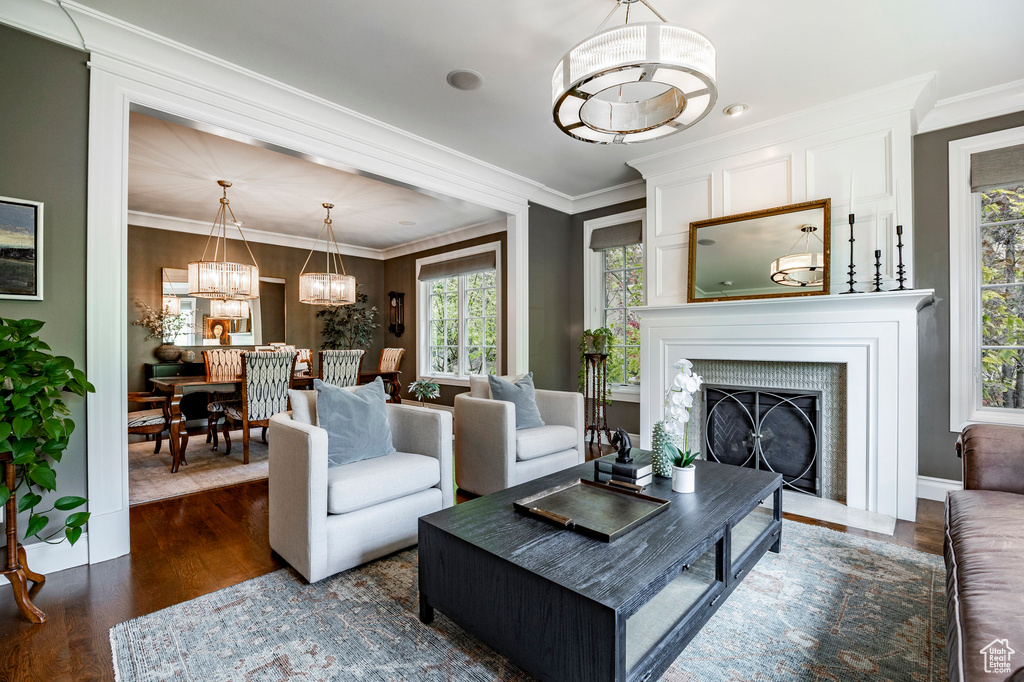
[381,219,507,259]
[627,73,938,179]
[917,78,1024,134]
[569,179,647,214]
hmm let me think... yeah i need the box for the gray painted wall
[528,203,574,392]
[571,198,647,435]
[914,111,1024,481]
[0,25,89,543]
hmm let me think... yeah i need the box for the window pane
[482,270,496,288]
[446,276,459,293]
[467,288,484,317]
[625,347,641,384]
[430,321,444,346]
[605,308,625,343]
[626,268,643,307]
[446,346,458,371]
[445,292,458,318]
[431,348,445,374]
[982,286,1024,347]
[467,347,483,374]
[982,347,1024,408]
[484,288,497,317]
[485,317,497,346]
[431,280,444,295]
[466,272,483,289]
[982,223,1024,285]
[625,243,643,268]
[467,318,484,346]
[604,248,624,270]
[605,271,624,308]
[982,184,1024,224]
[606,346,625,384]
[626,310,642,346]
[430,294,444,321]
[485,346,497,371]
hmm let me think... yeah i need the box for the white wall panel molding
[919,77,1024,134]
[722,154,793,215]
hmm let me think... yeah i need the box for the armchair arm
[454,393,516,496]
[268,413,329,582]
[386,403,453,508]
[958,423,1024,494]
[535,389,585,465]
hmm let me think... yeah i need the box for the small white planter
[672,464,696,493]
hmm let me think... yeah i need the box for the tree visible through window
[980,182,1024,408]
[427,270,497,377]
[603,243,643,384]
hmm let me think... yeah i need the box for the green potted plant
[577,328,615,403]
[409,378,441,405]
[663,358,704,493]
[0,318,95,547]
[133,298,189,362]
[317,288,380,349]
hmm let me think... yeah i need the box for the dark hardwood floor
[0,478,945,682]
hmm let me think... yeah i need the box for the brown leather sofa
[946,424,1024,682]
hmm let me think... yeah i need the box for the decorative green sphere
[651,420,682,478]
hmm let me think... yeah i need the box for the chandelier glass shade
[188,180,260,300]
[161,296,181,316]
[770,225,825,287]
[210,298,249,319]
[299,203,357,306]
[552,1,717,144]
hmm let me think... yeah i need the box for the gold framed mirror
[687,199,831,303]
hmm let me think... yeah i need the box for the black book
[594,449,653,479]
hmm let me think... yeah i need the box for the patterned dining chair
[127,392,171,454]
[222,351,296,463]
[203,348,245,451]
[318,349,365,387]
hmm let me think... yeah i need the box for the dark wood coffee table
[418,459,782,682]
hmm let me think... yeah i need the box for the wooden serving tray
[513,479,671,542]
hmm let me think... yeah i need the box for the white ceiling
[83,0,1024,197]
[128,112,504,250]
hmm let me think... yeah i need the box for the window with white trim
[417,243,501,381]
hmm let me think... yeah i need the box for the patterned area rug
[128,430,268,505]
[110,521,945,681]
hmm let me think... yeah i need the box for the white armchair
[454,375,584,496]
[268,402,453,583]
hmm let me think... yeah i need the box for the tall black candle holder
[895,224,908,290]
[841,213,857,294]
[872,250,883,292]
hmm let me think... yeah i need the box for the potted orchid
[663,358,703,493]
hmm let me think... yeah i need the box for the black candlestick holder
[842,213,857,294]
[895,224,908,290]
[872,249,883,292]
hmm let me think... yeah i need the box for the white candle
[875,207,882,251]
[895,179,902,226]
[849,173,856,216]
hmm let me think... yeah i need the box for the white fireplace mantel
[639,289,934,522]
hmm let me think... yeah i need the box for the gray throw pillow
[488,372,545,430]
[315,377,396,467]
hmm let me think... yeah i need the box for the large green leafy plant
[0,318,94,545]
[316,288,379,350]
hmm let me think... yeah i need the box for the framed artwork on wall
[0,196,44,300]
[205,317,231,345]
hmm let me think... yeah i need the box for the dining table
[149,371,314,473]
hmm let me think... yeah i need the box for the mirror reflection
[161,268,286,346]
[688,199,831,302]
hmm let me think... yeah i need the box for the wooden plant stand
[1,453,46,623]
[583,352,612,447]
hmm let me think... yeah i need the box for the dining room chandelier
[770,225,825,287]
[551,0,717,144]
[299,203,356,306]
[188,180,260,300]
[210,299,248,319]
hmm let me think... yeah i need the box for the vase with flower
[662,358,703,493]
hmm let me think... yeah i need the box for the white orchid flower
[674,358,694,372]
[681,391,694,408]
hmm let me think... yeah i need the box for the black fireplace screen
[702,385,821,496]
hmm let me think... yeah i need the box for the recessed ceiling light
[723,103,749,117]
[446,69,484,91]
[719,281,733,286]
[398,220,416,226]
[697,238,717,246]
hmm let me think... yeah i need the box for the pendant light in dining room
[187,180,260,300]
[299,203,356,306]
[551,0,717,144]
[210,298,249,319]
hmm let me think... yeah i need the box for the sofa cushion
[945,490,1024,682]
[315,378,396,467]
[516,424,578,461]
[468,373,526,399]
[327,451,441,514]
[489,372,545,430]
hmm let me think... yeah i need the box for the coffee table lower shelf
[418,462,783,682]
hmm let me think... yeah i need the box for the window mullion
[458,275,467,377]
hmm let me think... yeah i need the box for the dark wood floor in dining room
[0,479,945,682]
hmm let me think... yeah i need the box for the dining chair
[203,348,245,450]
[358,348,405,402]
[318,349,365,387]
[222,351,296,463]
[295,348,312,374]
[127,392,171,455]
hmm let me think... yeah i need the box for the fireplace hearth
[703,385,821,497]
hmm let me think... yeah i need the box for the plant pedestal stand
[583,352,612,448]
[1,453,46,623]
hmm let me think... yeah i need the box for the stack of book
[594,449,653,488]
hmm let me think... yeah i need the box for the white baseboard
[0,533,90,585]
[917,475,962,502]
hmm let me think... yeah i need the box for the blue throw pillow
[488,372,546,430]
[315,377,396,467]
